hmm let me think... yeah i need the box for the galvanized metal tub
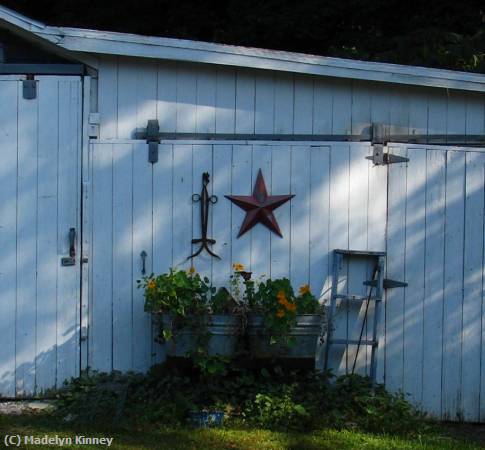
[160,314,241,357]
[247,314,323,358]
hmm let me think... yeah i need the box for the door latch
[61,228,77,266]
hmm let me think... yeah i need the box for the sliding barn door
[385,143,485,422]
[0,76,82,397]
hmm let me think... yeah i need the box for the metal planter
[247,314,323,358]
[160,314,240,357]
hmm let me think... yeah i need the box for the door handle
[61,227,77,266]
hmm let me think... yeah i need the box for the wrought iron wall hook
[187,172,220,260]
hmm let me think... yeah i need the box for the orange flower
[286,302,297,312]
[277,290,287,304]
[188,266,196,274]
[233,263,245,271]
[276,309,285,318]
[299,284,311,295]
[147,280,156,290]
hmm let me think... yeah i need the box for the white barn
[0,5,485,422]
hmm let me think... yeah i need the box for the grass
[0,414,482,450]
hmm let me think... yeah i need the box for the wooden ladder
[323,249,386,382]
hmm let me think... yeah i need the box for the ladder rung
[330,339,377,346]
[334,249,386,257]
[334,294,380,302]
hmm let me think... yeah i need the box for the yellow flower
[188,266,196,274]
[276,309,285,318]
[299,284,311,295]
[233,263,245,271]
[286,302,297,312]
[147,280,156,290]
[276,291,288,306]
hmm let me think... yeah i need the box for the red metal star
[225,169,294,238]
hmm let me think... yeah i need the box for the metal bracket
[364,278,408,289]
[144,119,160,164]
[22,77,36,100]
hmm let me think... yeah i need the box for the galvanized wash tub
[247,314,323,358]
[160,314,241,357]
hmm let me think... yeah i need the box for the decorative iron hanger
[187,172,220,260]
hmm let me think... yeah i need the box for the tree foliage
[4,0,485,72]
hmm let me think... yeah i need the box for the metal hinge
[22,76,36,100]
[367,122,409,165]
[366,144,409,165]
[141,119,160,164]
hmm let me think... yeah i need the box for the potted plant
[244,275,324,359]
[140,267,241,359]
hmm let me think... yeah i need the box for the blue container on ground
[187,410,225,428]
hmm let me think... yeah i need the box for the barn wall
[96,55,485,140]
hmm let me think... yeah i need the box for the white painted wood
[422,149,446,417]
[442,150,466,420]
[389,87,409,137]
[251,145,272,277]
[136,59,158,131]
[230,145,252,271]
[15,82,38,396]
[462,151,485,421]
[0,81,18,397]
[90,143,113,373]
[215,69,236,133]
[270,145,291,280]
[112,143,133,371]
[211,145,233,289]
[274,73,294,134]
[402,148,426,406]
[254,73,275,133]
[80,76,91,371]
[56,80,81,386]
[157,62,177,132]
[132,142,153,372]
[293,76,313,134]
[290,146,311,290]
[447,92,467,140]
[385,146,407,393]
[235,70,255,134]
[427,90,447,137]
[313,78,333,134]
[117,58,138,139]
[98,56,118,139]
[351,81,371,136]
[172,144,193,268]
[36,78,60,392]
[176,65,197,133]
[196,67,216,133]
[331,80,352,135]
[408,86,428,137]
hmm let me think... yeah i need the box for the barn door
[0,76,82,397]
[385,143,485,422]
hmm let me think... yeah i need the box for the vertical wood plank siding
[385,144,485,422]
[0,78,82,397]
[97,57,485,140]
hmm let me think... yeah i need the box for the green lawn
[0,414,482,450]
